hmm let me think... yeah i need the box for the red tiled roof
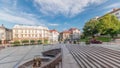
[61,30,71,34]
[69,28,80,32]
[69,28,77,31]
[49,29,59,33]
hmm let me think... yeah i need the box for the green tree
[83,19,100,37]
[83,14,120,39]
[98,14,120,38]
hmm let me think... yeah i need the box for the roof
[13,24,49,30]
[109,8,120,14]
[69,28,80,32]
[49,29,59,33]
[61,30,71,34]
[69,28,77,31]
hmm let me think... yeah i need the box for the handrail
[40,53,62,68]
[18,48,62,68]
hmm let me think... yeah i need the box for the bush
[44,39,48,44]
[85,40,90,45]
[96,37,111,42]
[22,40,29,43]
[13,41,20,46]
[80,37,90,42]
[30,40,35,44]
[37,40,42,44]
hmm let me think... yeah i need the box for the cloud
[0,9,46,26]
[0,0,18,9]
[48,23,59,26]
[0,1,46,26]
[102,3,120,14]
[0,12,36,25]
[105,3,120,9]
[34,0,107,17]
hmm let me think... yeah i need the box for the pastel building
[59,28,81,43]
[13,25,49,43]
[0,24,12,44]
[49,29,59,44]
[69,28,81,41]
[59,30,71,42]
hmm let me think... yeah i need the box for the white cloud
[0,4,47,26]
[34,0,107,17]
[48,23,59,26]
[105,3,120,9]
[102,3,120,14]
[0,0,47,27]
[0,10,46,26]
[0,12,36,25]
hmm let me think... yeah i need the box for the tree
[83,14,120,39]
[98,14,120,38]
[83,19,100,37]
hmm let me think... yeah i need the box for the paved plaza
[0,43,120,68]
[0,45,60,68]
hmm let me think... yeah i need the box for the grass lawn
[80,38,89,42]
[96,37,111,42]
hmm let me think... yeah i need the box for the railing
[40,53,62,68]
[18,48,62,68]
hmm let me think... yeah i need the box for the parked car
[90,39,102,44]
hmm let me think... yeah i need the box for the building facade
[69,28,81,41]
[59,28,81,43]
[13,25,49,43]
[0,24,12,44]
[49,29,59,44]
[59,30,70,42]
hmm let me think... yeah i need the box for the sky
[0,0,120,32]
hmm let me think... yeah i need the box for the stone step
[66,45,120,68]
